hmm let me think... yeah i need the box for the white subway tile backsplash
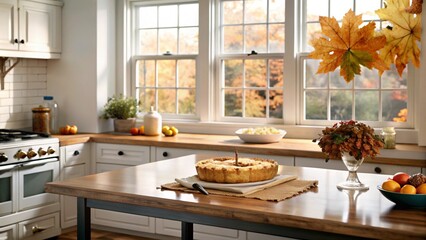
[0,59,47,129]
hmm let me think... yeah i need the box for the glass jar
[382,127,396,149]
[32,107,51,134]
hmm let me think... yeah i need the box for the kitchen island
[45,154,426,240]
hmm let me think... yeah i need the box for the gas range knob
[38,148,47,156]
[14,150,27,160]
[0,153,8,163]
[27,148,37,159]
[47,147,55,155]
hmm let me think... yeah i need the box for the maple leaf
[309,10,388,83]
[376,0,422,76]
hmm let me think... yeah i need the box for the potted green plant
[101,94,138,132]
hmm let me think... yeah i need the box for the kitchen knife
[192,183,209,195]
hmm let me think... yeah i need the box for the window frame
[122,0,422,144]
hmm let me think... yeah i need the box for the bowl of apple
[235,127,286,144]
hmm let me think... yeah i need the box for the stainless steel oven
[0,130,60,239]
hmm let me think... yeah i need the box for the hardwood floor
[56,228,158,240]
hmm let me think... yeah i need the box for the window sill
[135,119,420,145]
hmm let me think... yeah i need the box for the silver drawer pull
[32,225,46,234]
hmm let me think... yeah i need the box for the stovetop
[0,129,50,143]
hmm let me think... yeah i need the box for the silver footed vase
[337,152,369,190]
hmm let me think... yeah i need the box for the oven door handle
[18,158,58,168]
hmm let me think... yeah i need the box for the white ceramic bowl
[235,128,287,143]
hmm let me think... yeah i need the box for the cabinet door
[0,0,17,50]
[295,157,421,175]
[155,219,246,240]
[247,232,295,240]
[0,224,17,240]
[93,153,155,234]
[63,143,90,167]
[18,0,61,53]
[155,147,294,166]
[61,164,86,229]
[96,143,150,165]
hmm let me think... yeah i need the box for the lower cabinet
[295,157,422,175]
[60,143,91,229]
[156,147,294,166]
[18,212,60,240]
[0,224,17,240]
[155,219,246,240]
[92,143,155,234]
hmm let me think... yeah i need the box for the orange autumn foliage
[309,10,388,83]
[376,0,422,76]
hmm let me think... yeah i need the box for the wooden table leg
[181,221,194,240]
[77,198,91,240]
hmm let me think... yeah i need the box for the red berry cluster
[313,120,384,161]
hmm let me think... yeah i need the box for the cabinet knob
[162,152,168,157]
[14,39,18,43]
[0,153,8,163]
[20,39,25,44]
[374,167,382,174]
[118,151,124,156]
[27,148,37,159]
[73,150,80,156]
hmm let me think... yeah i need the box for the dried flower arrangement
[313,120,384,161]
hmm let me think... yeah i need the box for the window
[300,0,412,128]
[132,1,199,118]
[218,0,285,123]
[129,0,415,129]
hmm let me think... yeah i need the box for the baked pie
[195,157,278,183]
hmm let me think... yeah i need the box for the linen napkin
[175,174,297,195]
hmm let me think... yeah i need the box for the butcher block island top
[45,154,426,240]
[55,133,426,166]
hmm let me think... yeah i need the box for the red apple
[392,172,410,186]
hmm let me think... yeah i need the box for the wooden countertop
[53,133,426,167]
[45,154,426,240]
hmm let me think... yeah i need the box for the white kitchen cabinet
[154,147,294,240]
[295,157,422,175]
[155,147,294,166]
[92,143,155,234]
[0,224,17,240]
[0,0,62,58]
[59,143,91,229]
[247,232,295,240]
[18,212,60,240]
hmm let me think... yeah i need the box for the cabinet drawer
[96,143,150,166]
[156,147,294,166]
[295,157,421,175]
[156,147,231,161]
[155,219,246,240]
[0,224,17,240]
[64,143,90,166]
[18,212,60,240]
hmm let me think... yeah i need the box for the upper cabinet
[0,0,62,58]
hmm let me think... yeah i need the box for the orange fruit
[417,183,426,194]
[130,127,139,136]
[400,184,416,194]
[381,180,401,192]
[139,126,145,135]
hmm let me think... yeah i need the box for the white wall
[47,0,116,133]
[0,59,47,129]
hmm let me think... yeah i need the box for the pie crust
[195,157,278,183]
